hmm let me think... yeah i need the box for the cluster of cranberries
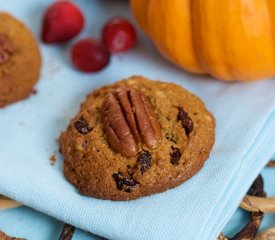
[41,1,137,72]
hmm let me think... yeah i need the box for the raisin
[137,151,152,174]
[74,117,92,134]
[123,178,140,187]
[113,173,140,192]
[113,173,124,190]
[170,147,182,165]
[177,107,194,136]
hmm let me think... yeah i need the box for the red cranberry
[42,1,84,43]
[71,38,110,73]
[102,17,137,53]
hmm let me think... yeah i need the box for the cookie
[0,231,25,240]
[60,76,215,201]
[0,13,41,108]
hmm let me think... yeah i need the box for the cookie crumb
[49,155,56,165]
[31,89,37,95]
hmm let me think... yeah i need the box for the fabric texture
[0,1,274,240]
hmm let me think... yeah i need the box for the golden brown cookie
[0,13,41,108]
[60,76,215,201]
[0,231,25,240]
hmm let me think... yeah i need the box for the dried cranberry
[170,147,182,165]
[102,17,137,53]
[137,151,152,174]
[113,173,140,192]
[177,107,194,136]
[71,38,110,72]
[74,117,92,134]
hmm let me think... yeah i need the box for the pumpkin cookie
[60,76,215,201]
[0,13,41,108]
[0,231,25,240]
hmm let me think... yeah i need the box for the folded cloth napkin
[0,1,274,240]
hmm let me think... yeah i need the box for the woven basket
[219,160,275,240]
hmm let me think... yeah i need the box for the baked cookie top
[60,76,215,201]
[0,13,41,108]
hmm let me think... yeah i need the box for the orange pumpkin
[131,0,275,82]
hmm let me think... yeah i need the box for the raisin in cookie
[0,13,41,108]
[60,76,215,201]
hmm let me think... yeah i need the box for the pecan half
[101,87,161,157]
[0,34,15,64]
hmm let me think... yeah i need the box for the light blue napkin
[1,167,275,240]
[0,1,274,240]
